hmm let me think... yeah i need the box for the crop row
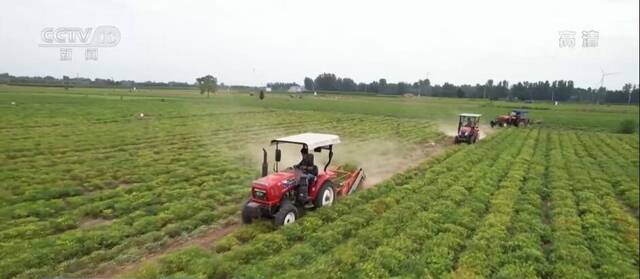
[546,132,596,278]
[494,129,550,278]
[587,133,639,216]
[565,132,638,275]
[451,129,538,278]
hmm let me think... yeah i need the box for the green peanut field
[0,85,638,278]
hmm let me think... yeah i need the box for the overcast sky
[1,0,638,88]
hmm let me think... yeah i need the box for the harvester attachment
[334,167,366,196]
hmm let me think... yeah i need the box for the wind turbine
[599,68,619,89]
[597,68,620,104]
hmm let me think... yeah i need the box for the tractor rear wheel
[315,181,335,208]
[274,199,298,226]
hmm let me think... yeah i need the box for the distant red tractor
[242,133,365,226]
[490,109,529,128]
[455,113,481,144]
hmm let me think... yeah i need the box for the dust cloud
[331,139,412,187]
[478,124,496,139]
[437,121,459,137]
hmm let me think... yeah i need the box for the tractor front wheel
[315,182,335,208]
[241,200,256,224]
[274,200,298,226]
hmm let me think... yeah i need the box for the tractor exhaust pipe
[261,148,268,177]
[324,146,333,172]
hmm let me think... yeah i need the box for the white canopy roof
[271,133,341,150]
[460,113,482,117]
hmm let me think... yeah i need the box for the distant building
[265,87,272,92]
[288,85,303,93]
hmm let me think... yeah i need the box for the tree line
[303,73,639,104]
[0,73,225,97]
[266,82,300,90]
[2,72,637,104]
[0,73,193,89]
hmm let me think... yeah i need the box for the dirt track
[92,221,239,278]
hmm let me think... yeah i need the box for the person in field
[295,147,317,203]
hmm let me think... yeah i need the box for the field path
[92,221,240,279]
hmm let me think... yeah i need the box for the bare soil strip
[91,221,240,279]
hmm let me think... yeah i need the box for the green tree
[63,75,70,90]
[304,77,314,91]
[196,75,218,97]
[367,81,379,93]
[417,78,430,96]
[378,78,387,94]
[357,82,367,92]
[484,79,493,99]
[617,119,636,134]
[397,82,409,94]
[342,78,357,91]
[314,73,337,91]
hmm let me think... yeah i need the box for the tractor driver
[464,117,473,127]
[294,147,317,203]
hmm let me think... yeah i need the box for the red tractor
[454,113,481,144]
[490,109,529,128]
[242,133,365,226]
